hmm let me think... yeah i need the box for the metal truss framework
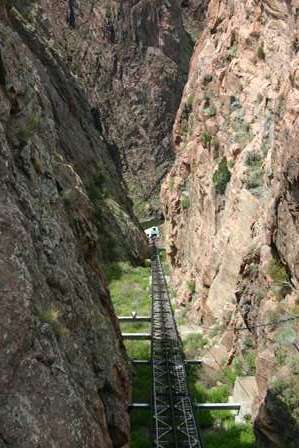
[151,246,203,448]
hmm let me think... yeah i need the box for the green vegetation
[271,377,299,425]
[105,261,152,448]
[17,113,40,142]
[227,45,238,61]
[203,421,255,447]
[187,94,195,107]
[268,259,289,286]
[202,131,212,148]
[129,342,151,448]
[105,259,256,448]
[36,306,69,338]
[244,151,264,192]
[245,151,261,168]
[181,195,191,210]
[202,95,217,118]
[231,115,252,148]
[257,46,266,60]
[203,104,217,117]
[186,279,196,294]
[183,333,208,358]
[213,157,231,194]
[267,258,291,299]
[188,368,255,446]
[87,167,107,203]
[169,176,175,192]
[104,261,150,318]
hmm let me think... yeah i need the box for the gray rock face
[26,0,192,219]
[0,3,151,446]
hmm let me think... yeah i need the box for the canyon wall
[33,0,193,219]
[162,0,299,446]
[0,2,150,446]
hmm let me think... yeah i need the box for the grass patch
[104,262,150,316]
[105,261,152,447]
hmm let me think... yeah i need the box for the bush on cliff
[213,157,231,194]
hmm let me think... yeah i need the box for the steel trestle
[151,245,203,448]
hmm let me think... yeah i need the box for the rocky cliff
[162,0,299,446]
[26,0,192,220]
[0,2,151,446]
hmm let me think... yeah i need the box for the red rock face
[162,1,299,446]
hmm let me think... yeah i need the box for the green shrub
[268,258,289,295]
[169,177,175,192]
[243,351,256,375]
[232,116,252,148]
[203,421,255,447]
[186,279,196,294]
[181,195,191,209]
[203,104,217,117]
[245,169,263,190]
[187,94,195,107]
[213,157,231,194]
[245,151,262,167]
[227,45,238,61]
[17,113,40,142]
[244,152,263,192]
[257,46,266,60]
[87,168,106,203]
[268,259,289,284]
[202,131,212,148]
[271,377,299,424]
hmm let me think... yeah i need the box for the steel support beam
[131,360,151,365]
[131,359,202,365]
[185,360,202,366]
[122,333,151,340]
[130,403,241,411]
[129,403,151,410]
[118,316,151,322]
[195,403,241,411]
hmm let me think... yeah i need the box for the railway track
[150,244,203,448]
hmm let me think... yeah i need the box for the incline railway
[150,243,203,448]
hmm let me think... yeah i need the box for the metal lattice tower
[151,245,203,448]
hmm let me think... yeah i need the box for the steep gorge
[162,1,299,447]
[1,0,299,447]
